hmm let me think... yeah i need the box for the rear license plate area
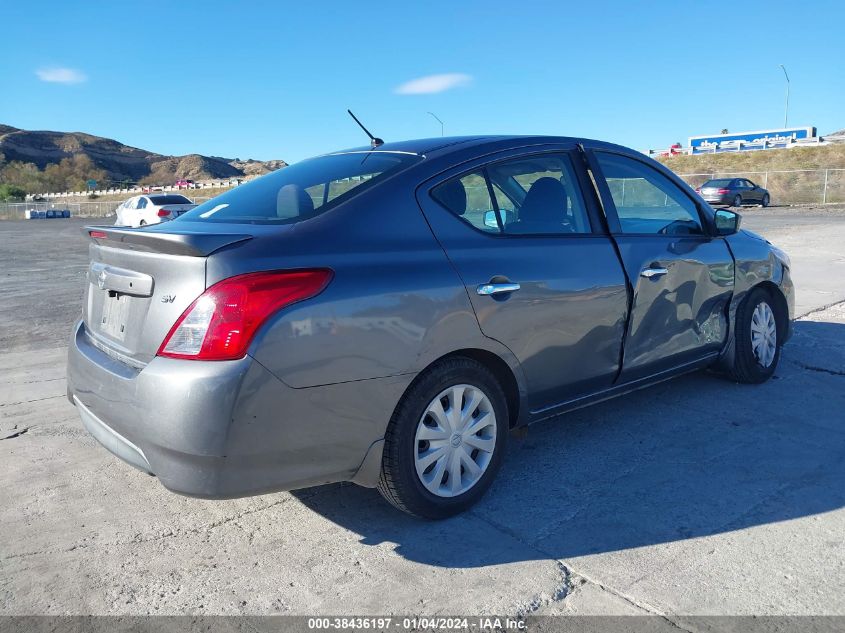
[99,293,130,341]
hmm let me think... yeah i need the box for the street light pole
[427,112,444,136]
[779,64,790,128]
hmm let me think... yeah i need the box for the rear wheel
[139,220,147,227]
[377,357,508,519]
[733,194,743,208]
[727,287,782,383]
[761,194,770,208]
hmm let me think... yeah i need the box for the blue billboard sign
[689,127,816,153]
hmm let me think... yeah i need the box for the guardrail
[23,179,243,201]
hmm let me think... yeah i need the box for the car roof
[330,135,631,158]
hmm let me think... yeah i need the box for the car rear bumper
[67,320,405,498]
[701,194,733,205]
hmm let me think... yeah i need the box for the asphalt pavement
[1,206,843,620]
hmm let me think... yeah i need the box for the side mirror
[484,210,499,229]
[714,208,741,235]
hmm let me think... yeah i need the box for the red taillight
[717,188,730,194]
[157,269,333,361]
[157,209,171,217]
[694,188,701,193]
[89,230,108,239]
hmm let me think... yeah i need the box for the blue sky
[2,1,843,163]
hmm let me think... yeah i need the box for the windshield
[702,179,734,188]
[177,152,422,224]
[149,195,193,205]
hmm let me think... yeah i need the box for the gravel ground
[1,206,843,620]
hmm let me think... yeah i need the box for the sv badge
[160,294,176,304]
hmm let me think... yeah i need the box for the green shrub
[0,183,26,201]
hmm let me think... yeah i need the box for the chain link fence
[0,197,213,220]
[677,168,845,205]
[2,169,844,220]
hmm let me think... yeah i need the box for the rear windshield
[702,179,734,188]
[177,152,422,224]
[149,195,193,205]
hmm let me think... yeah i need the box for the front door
[416,148,629,410]
[588,149,735,382]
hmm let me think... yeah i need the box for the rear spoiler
[84,226,253,257]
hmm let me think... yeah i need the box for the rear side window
[178,152,422,224]
[431,153,591,235]
[431,171,499,233]
[595,152,703,236]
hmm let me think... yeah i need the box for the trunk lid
[160,203,196,218]
[81,226,252,367]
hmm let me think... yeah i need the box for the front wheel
[727,287,783,383]
[733,195,743,208]
[377,357,509,519]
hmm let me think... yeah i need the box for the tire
[139,220,147,226]
[761,194,770,208]
[377,357,509,519]
[727,287,782,384]
[733,195,743,208]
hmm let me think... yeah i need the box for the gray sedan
[67,136,794,518]
[696,178,771,208]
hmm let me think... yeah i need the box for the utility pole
[779,64,790,128]
[427,112,444,136]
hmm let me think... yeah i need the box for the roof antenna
[347,109,384,148]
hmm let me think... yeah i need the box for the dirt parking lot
[1,206,844,621]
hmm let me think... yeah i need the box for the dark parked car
[67,136,794,518]
[696,178,770,208]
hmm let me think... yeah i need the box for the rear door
[743,179,763,202]
[416,146,628,410]
[136,196,150,225]
[587,149,735,382]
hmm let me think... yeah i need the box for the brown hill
[0,125,286,186]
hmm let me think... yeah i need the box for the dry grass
[658,144,845,173]
[658,144,845,204]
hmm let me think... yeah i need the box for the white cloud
[36,67,87,84]
[395,73,472,95]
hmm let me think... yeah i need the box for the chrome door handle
[640,267,668,279]
[476,282,521,296]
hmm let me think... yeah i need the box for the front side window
[595,152,703,236]
[179,152,422,224]
[137,197,148,209]
[487,153,590,234]
[431,153,591,235]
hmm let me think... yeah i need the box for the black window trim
[426,148,607,239]
[585,147,718,238]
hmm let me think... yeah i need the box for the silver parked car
[67,136,794,518]
[695,178,771,208]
